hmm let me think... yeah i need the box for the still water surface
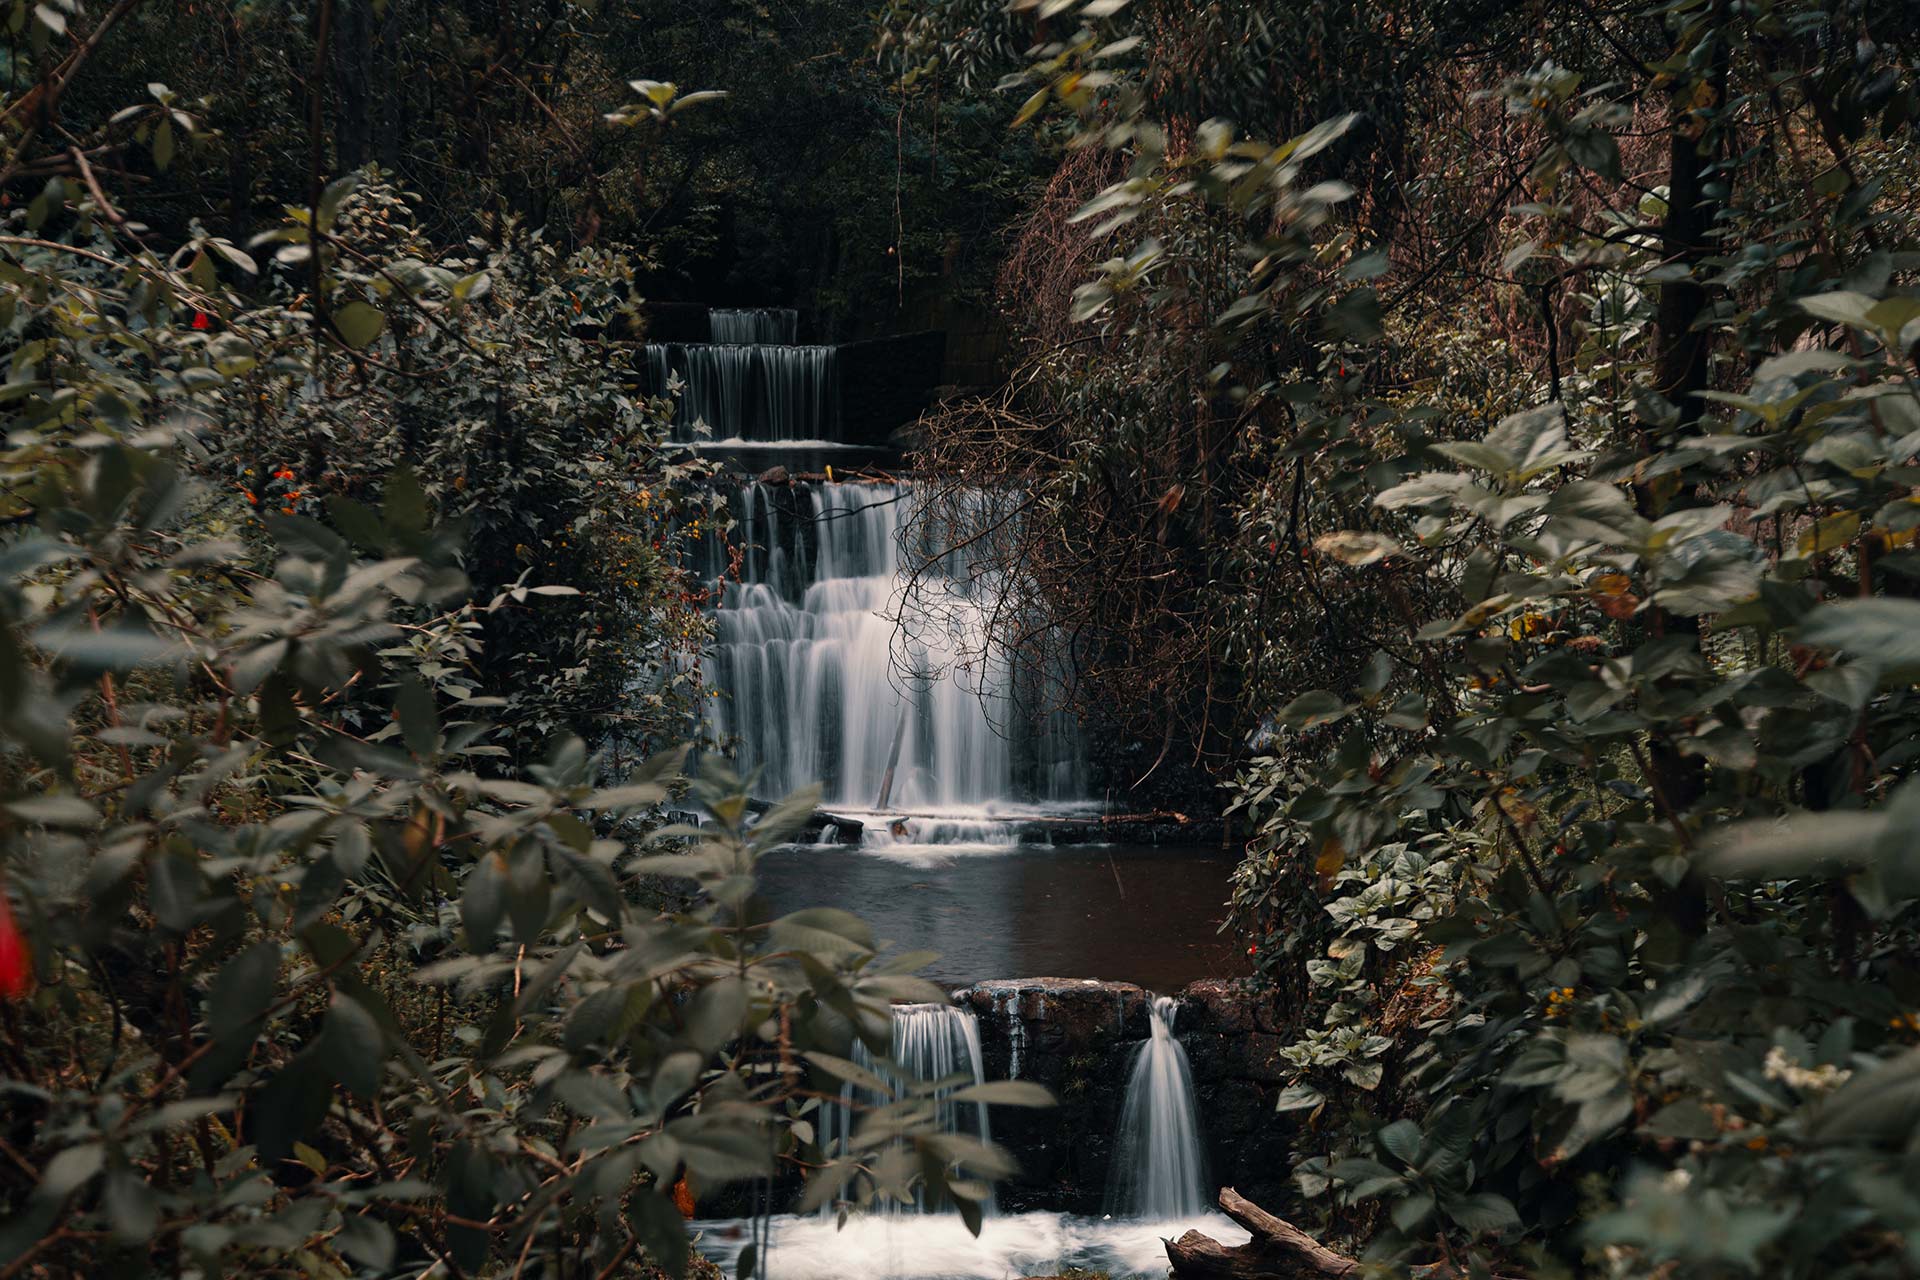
[753,842,1243,990]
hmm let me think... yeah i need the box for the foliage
[8,0,1045,337]
[0,18,1045,1280]
[915,0,1920,1275]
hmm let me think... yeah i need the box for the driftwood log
[1166,1188,1519,1280]
[1165,1188,1361,1279]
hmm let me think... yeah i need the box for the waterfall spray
[1105,996,1209,1219]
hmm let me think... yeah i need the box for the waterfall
[816,1004,996,1216]
[711,307,800,344]
[1105,996,1208,1220]
[703,479,1087,811]
[643,342,839,442]
[663,304,1090,825]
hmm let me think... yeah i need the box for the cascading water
[816,1004,996,1216]
[644,343,839,443]
[673,301,1091,840]
[711,307,800,344]
[1105,996,1209,1220]
[703,479,1088,815]
[643,306,836,443]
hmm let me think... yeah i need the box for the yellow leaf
[1797,510,1860,557]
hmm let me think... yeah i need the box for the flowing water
[1106,996,1210,1219]
[664,307,1232,1279]
[681,307,1089,814]
[816,1004,996,1216]
[692,1212,1251,1280]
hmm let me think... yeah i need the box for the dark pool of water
[753,843,1245,991]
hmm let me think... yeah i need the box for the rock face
[956,977,1297,1214]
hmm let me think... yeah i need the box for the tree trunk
[1165,1188,1520,1280]
[1165,1188,1358,1280]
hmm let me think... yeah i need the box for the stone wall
[955,977,1297,1214]
[837,331,947,446]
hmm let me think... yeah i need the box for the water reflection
[753,843,1243,990]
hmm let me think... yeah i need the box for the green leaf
[316,174,359,230]
[336,1215,396,1271]
[1797,598,1920,674]
[1376,1118,1422,1166]
[333,301,386,349]
[6,793,99,827]
[1809,1048,1920,1147]
[208,940,281,1042]
[1564,123,1620,177]
[1799,290,1877,328]
[462,852,509,951]
[947,1080,1054,1108]
[395,676,438,757]
[1445,1191,1522,1235]
[1277,690,1352,729]
[684,976,748,1055]
[103,1169,160,1243]
[35,1144,103,1203]
[315,993,385,1097]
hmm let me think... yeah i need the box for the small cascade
[862,816,1025,852]
[817,1003,996,1216]
[660,303,1092,838]
[710,307,800,344]
[703,480,1088,810]
[1105,996,1208,1220]
[643,342,839,443]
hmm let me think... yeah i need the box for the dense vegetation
[900,0,1920,1275]
[7,0,1920,1278]
[0,5,1044,1280]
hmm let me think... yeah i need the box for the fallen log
[1166,1188,1519,1280]
[1165,1188,1357,1279]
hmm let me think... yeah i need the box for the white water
[644,342,839,442]
[693,1211,1251,1280]
[670,304,1090,832]
[1106,996,1210,1219]
[706,479,1087,813]
[816,1003,995,1216]
[711,307,800,344]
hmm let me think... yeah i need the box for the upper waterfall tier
[710,307,799,344]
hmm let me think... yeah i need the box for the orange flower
[273,467,296,481]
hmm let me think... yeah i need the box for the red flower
[0,890,31,1000]
[191,311,212,331]
[1247,944,1259,957]
[273,468,296,482]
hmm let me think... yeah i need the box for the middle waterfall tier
[701,479,1088,811]
[643,342,840,443]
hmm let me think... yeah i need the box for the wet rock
[1178,977,1259,1033]
[756,464,790,486]
[950,977,1305,1217]
[958,977,1151,1049]
[1232,1033,1291,1084]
